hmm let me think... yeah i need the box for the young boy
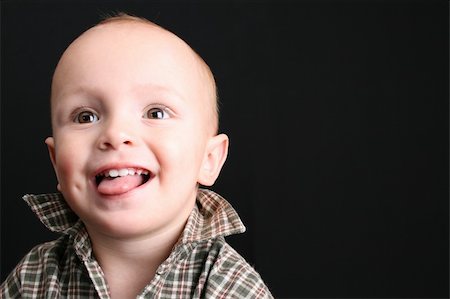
[1,14,273,298]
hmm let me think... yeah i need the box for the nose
[97,117,135,151]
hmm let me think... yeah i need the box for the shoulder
[1,236,74,297]
[16,235,73,269]
[198,237,273,299]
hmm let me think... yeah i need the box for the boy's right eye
[75,111,99,123]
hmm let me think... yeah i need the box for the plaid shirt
[1,189,272,298]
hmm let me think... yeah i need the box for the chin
[81,212,150,239]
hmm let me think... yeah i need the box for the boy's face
[46,22,227,239]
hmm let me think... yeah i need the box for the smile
[95,167,151,195]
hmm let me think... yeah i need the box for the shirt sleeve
[1,246,41,298]
[1,240,62,298]
[1,265,22,298]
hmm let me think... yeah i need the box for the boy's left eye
[144,107,170,119]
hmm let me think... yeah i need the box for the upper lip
[93,163,152,178]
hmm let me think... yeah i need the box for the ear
[45,137,61,192]
[45,137,56,166]
[198,133,229,186]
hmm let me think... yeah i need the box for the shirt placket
[73,226,111,299]
[83,258,111,299]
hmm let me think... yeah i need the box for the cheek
[155,133,206,178]
[53,142,88,184]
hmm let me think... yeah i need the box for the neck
[86,216,189,299]
[91,229,179,267]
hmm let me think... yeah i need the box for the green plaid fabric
[1,189,273,298]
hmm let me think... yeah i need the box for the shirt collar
[23,188,246,243]
[180,188,246,244]
[23,192,79,234]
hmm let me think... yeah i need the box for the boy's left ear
[198,133,229,186]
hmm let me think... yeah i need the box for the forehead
[54,22,199,91]
[55,22,213,108]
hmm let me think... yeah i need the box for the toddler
[1,13,273,299]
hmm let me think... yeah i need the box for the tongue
[97,175,144,195]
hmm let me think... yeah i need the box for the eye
[75,111,99,123]
[144,107,170,119]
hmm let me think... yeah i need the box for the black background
[1,1,448,298]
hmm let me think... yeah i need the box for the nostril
[97,130,134,150]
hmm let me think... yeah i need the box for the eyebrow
[132,83,186,102]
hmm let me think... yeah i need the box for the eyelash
[70,105,172,123]
[143,105,172,120]
[72,108,99,124]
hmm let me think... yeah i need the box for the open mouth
[95,167,151,194]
